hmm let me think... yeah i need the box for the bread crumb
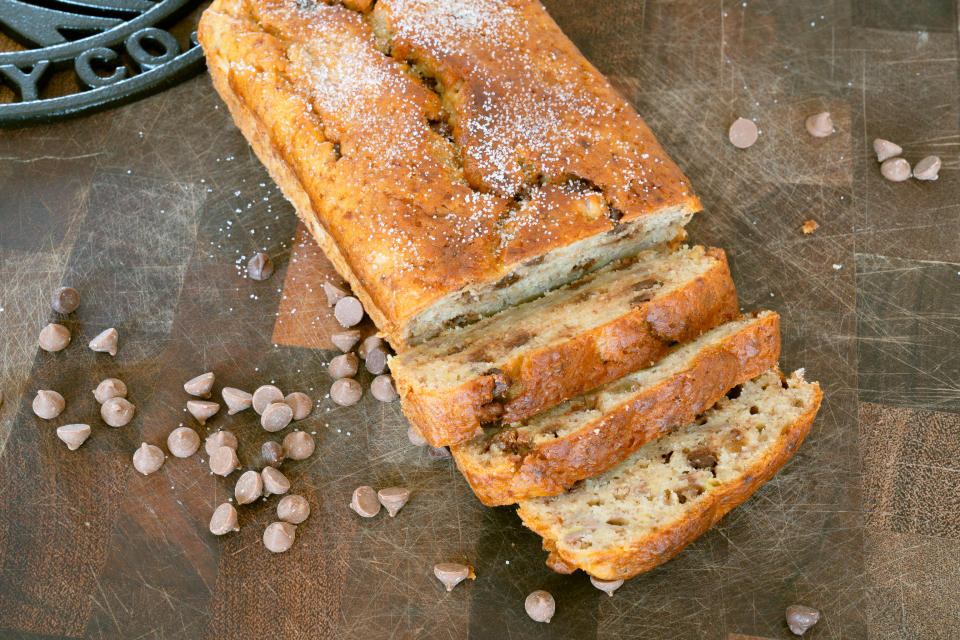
[801,220,819,234]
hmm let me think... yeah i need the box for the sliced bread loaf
[451,312,781,505]
[516,369,822,580]
[392,246,738,447]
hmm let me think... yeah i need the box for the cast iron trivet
[0,0,205,126]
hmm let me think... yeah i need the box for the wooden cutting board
[1,1,958,638]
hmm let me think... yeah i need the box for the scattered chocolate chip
[408,426,428,447]
[805,111,834,137]
[365,347,389,375]
[434,563,473,591]
[209,503,239,535]
[357,336,384,359]
[331,330,362,352]
[377,487,410,517]
[786,604,820,636]
[261,440,285,467]
[252,384,283,415]
[913,155,941,181]
[350,485,380,517]
[205,430,238,456]
[93,378,127,404]
[32,389,65,419]
[525,590,555,623]
[57,424,91,450]
[262,466,291,496]
[263,521,296,553]
[38,323,71,352]
[261,402,293,432]
[284,392,312,420]
[801,219,819,235]
[334,296,364,328]
[277,494,310,524]
[187,400,220,426]
[167,426,200,458]
[590,576,624,596]
[247,252,274,280]
[88,328,119,356]
[183,372,215,398]
[235,470,263,505]
[880,157,911,182]
[371,375,398,402]
[328,353,359,379]
[873,138,902,162]
[209,445,240,476]
[101,396,134,427]
[322,281,347,306]
[728,117,758,149]
[428,446,451,460]
[51,286,80,314]
[222,387,253,415]
[330,378,362,406]
[282,431,315,460]
[132,443,164,475]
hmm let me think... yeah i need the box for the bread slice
[198,0,701,348]
[516,369,822,580]
[451,312,781,505]
[391,245,738,447]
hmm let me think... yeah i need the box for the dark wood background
[1,1,958,638]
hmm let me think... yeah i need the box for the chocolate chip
[913,155,941,181]
[330,378,362,406]
[167,426,200,458]
[282,431,315,460]
[358,336,384,359]
[503,331,532,349]
[322,281,347,306]
[38,323,71,352]
[261,402,293,432]
[88,328,119,356]
[434,563,473,591]
[235,470,263,504]
[686,448,718,471]
[786,604,820,635]
[209,503,239,535]
[525,590,555,623]
[334,296,364,328]
[331,330,362,352]
[370,374,398,402]
[252,385,283,415]
[805,111,834,137]
[132,443,164,475]
[32,389,65,419]
[222,387,253,414]
[186,400,219,426]
[57,424,91,450]
[349,485,380,517]
[51,286,80,314]
[329,353,359,379]
[93,378,127,404]
[484,368,510,398]
[277,494,310,524]
[365,346,389,375]
[631,292,655,305]
[873,138,902,162]
[880,157,911,182]
[205,430,238,456]
[262,466,291,496]
[263,522,296,553]
[377,487,410,517]
[408,426,428,447]
[428,446,451,460]
[183,372,215,398]
[284,392,312,420]
[101,397,135,427]
[590,577,623,596]
[247,252,274,280]
[209,445,240,476]
[728,117,758,149]
[261,440,285,467]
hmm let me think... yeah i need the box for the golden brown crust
[198,0,701,347]
[394,248,738,447]
[519,382,823,580]
[452,313,781,506]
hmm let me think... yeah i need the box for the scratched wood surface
[1,1,958,638]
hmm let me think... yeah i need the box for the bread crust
[453,312,781,505]
[517,381,823,580]
[198,0,701,347]
[394,248,738,447]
